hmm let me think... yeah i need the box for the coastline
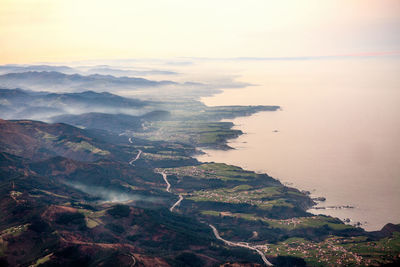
[194,99,390,231]
[194,110,371,230]
[192,58,400,232]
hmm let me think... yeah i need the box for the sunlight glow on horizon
[1,0,399,64]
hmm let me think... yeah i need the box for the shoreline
[195,102,377,231]
[194,118,371,230]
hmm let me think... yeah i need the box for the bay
[195,57,400,231]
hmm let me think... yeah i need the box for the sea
[192,57,400,231]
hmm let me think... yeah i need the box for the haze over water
[196,57,400,231]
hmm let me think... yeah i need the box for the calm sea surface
[194,58,400,231]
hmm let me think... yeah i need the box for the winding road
[157,171,272,265]
[158,171,183,211]
[128,137,178,211]
[209,224,273,266]
[127,134,271,265]
[159,171,171,193]
[129,150,142,165]
[170,194,183,212]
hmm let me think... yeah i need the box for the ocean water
[194,57,400,231]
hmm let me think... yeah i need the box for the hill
[0,120,273,266]
[0,71,176,92]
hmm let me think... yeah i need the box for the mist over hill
[0,64,179,77]
[0,88,150,120]
[0,65,77,75]
[0,71,176,92]
[0,61,399,267]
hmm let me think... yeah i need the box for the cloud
[65,181,164,204]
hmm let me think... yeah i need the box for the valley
[0,71,399,266]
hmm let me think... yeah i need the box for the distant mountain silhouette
[87,67,178,76]
[0,64,179,77]
[0,71,177,92]
[0,64,77,74]
[0,88,149,120]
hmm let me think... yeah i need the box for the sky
[1,0,399,64]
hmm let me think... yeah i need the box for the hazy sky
[1,0,399,64]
